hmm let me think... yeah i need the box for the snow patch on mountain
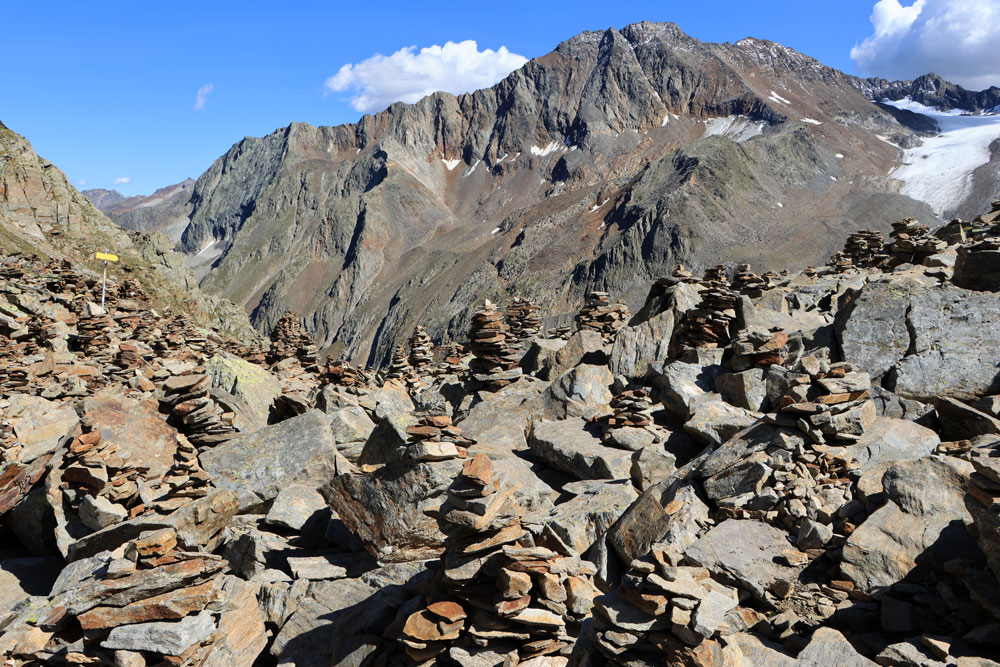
[530,142,561,157]
[884,97,1000,215]
[768,90,791,105]
[441,158,461,171]
[703,116,766,143]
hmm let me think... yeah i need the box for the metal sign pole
[101,255,108,310]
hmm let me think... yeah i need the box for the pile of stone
[767,361,875,444]
[730,264,769,296]
[591,547,742,661]
[467,300,522,390]
[397,454,597,663]
[404,415,474,461]
[575,292,629,342]
[320,359,369,388]
[267,311,318,368]
[703,265,727,282]
[505,297,541,346]
[674,281,738,349]
[595,388,653,430]
[407,325,434,373]
[385,344,414,382]
[829,230,887,271]
[270,356,319,420]
[671,264,699,283]
[159,373,239,447]
[889,217,948,263]
[435,342,466,375]
[546,326,572,340]
[729,328,790,371]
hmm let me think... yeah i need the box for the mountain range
[41,22,1000,365]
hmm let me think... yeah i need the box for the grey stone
[608,310,674,379]
[542,480,638,555]
[541,330,607,380]
[201,409,346,507]
[649,360,722,419]
[797,519,834,550]
[954,246,1000,292]
[716,368,768,412]
[842,456,976,592]
[630,445,677,491]
[327,406,376,445]
[683,394,759,448]
[101,611,216,655]
[541,364,614,420]
[606,480,709,565]
[528,418,632,480]
[522,337,567,375]
[934,396,1000,440]
[78,495,128,531]
[797,627,877,666]
[691,590,738,639]
[685,519,800,606]
[205,353,281,425]
[870,386,935,423]
[264,482,330,531]
[840,417,940,472]
[370,382,415,421]
[6,394,78,464]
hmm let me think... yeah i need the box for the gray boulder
[840,417,940,472]
[608,310,674,379]
[541,364,613,420]
[528,418,632,480]
[649,359,722,419]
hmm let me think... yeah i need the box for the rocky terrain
[0,121,254,341]
[1,196,999,666]
[89,21,1000,369]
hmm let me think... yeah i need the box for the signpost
[95,251,119,310]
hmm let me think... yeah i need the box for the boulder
[683,395,760,448]
[797,627,877,666]
[456,377,546,450]
[839,417,940,472]
[542,480,638,555]
[933,397,1000,440]
[83,393,184,478]
[716,368,768,412]
[685,519,800,607]
[201,409,347,508]
[6,394,78,464]
[842,456,977,592]
[541,364,614,420]
[605,480,709,565]
[101,611,217,655]
[649,360,722,419]
[205,353,282,425]
[528,419,632,481]
[837,280,1000,400]
[608,310,674,379]
[630,445,678,491]
[328,406,376,445]
[954,245,1000,292]
[541,330,607,379]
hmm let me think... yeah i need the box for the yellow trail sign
[95,252,119,262]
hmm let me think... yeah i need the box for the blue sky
[3,0,997,197]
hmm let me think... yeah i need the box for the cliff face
[0,122,256,341]
[157,22,953,366]
[85,179,196,242]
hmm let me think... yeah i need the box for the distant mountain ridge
[91,21,1000,367]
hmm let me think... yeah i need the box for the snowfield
[884,98,1000,215]
[703,115,766,143]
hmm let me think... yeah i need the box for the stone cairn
[407,325,434,373]
[670,264,699,283]
[591,546,744,662]
[575,292,629,342]
[546,325,572,340]
[729,328,790,371]
[505,297,541,347]
[398,454,598,663]
[592,387,656,450]
[404,415,474,462]
[675,270,739,349]
[320,359,369,388]
[467,300,522,390]
[767,360,875,445]
[159,373,239,447]
[266,311,318,368]
[435,342,466,375]
[828,230,887,272]
[730,263,770,296]
[385,344,414,382]
[888,217,947,264]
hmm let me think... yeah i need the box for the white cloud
[851,0,1000,90]
[113,177,131,185]
[76,179,87,187]
[325,40,528,113]
[194,83,214,111]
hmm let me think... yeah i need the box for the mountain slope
[84,179,195,241]
[0,121,256,340]
[110,22,973,366]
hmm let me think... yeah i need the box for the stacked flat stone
[830,230,888,271]
[467,300,522,390]
[404,415,473,461]
[591,546,743,662]
[321,360,369,388]
[729,328,789,371]
[267,311,318,367]
[703,265,728,282]
[671,264,698,283]
[675,281,738,349]
[547,326,572,340]
[889,218,947,262]
[575,292,629,342]
[597,388,653,429]
[767,362,875,444]
[407,325,434,372]
[385,344,414,382]
[270,357,317,420]
[398,454,598,663]
[435,342,466,375]
[505,297,541,346]
[159,374,238,447]
[731,264,769,296]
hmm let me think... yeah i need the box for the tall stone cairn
[504,297,541,347]
[730,263,769,296]
[467,300,522,390]
[385,344,413,382]
[675,276,739,349]
[888,217,947,264]
[267,311,318,367]
[829,230,887,272]
[396,454,598,663]
[575,291,629,342]
[407,325,434,373]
